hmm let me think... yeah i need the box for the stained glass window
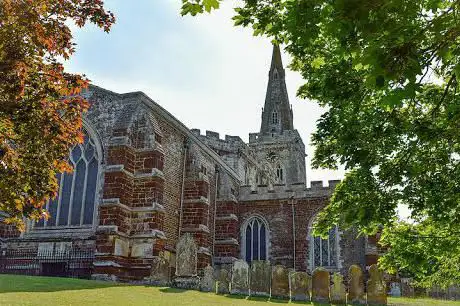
[244,217,268,263]
[35,132,100,228]
[311,227,338,269]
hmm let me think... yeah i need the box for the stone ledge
[183,197,209,206]
[101,198,165,213]
[214,238,239,246]
[108,136,165,154]
[213,256,238,264]
[216,194,238,203]
[105,164,164,180]
[181,224,210,234]
[197,247,212,256]
[96,226,166,240]
[215,214,238,222]
[93,260,123,268]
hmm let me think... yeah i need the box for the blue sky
[64,0,344,185]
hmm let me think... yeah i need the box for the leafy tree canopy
[0,0,114,230]
[181,0,460,286]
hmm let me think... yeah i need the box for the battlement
[238,180,341,201]
[190,128,246,153]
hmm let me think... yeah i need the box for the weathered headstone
[348,264,366,304]
[312,268,330,303]
[150,251,170,285]
[200,265,215,292]
[271,265,290,299]
[173,233,199,289]
[216,267,231,294]
[367,264,387,305]
[289,271,311,301]
[231,260,249,295]
[249,260,271,296]
[175,233,197,276]
[389,283,401,297]
[330,272,346,304]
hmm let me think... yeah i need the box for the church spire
[259,44,293,136]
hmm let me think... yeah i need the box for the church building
[0,46,377,282]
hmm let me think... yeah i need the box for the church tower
[249,45,306,187]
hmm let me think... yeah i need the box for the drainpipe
[290,194,296,271]
[211,166,219,267]
[178,139,188,239]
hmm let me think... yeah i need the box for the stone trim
[181,224,210,234]
[108,136,165,154]
[214,238,239,246]
[183,197,209,206]
[105,164,165,180]
[215,214,238,222]
[101,198,165,213]
[198,247,212,256]
[96,225,166,240]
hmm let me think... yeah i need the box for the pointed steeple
[259,44,293,136]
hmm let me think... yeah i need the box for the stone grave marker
[348,264,366,304]
[330,272,346,304]
[231,260,249,295]
[312,268,330,303]
[173,233,199,289]
[200,265,215,292]
[249,260,271,297]
[216,267,231,294]
[367,264,387,305]
[271,265,290,299]
[289,271,310,301]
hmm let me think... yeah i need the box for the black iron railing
[0,248,94,279]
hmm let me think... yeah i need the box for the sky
[64,0,345,185]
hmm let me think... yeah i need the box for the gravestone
[348,264,366,304]
[200,265,215,292]
[231,260,249,295]
[389,283,401,297]
[312,268,330,303]
[216,267,231,294]
[271,265,290,299]
[289,271,310,301]
[330,272,346,304]
[150,251,170,285]
[367,264,387,305]
[249,260,271,296]
[173,233,199,289]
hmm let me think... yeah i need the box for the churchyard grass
[0,274,459,306]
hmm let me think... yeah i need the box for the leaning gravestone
[289,271,310,301]
[200,265,215,292]
[216,267,231,294]
[330,272,346,304]
[231,260,249,295]
[312,268,330,303]
[173,233,199,289]
[367,264,387,305]
[348,264,366,304]
[271,265,290,299]
[249,260,271,297]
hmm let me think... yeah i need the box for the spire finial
[271,44,284,71]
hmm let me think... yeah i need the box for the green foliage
[181,0,460,286]
[379,220,460,288]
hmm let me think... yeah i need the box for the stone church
[0,45,377,282]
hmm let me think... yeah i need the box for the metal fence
[0,248,94,279]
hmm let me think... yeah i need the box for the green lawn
[0,274,459,306]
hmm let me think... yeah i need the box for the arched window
[310,226,339,269]
[276,165,283,182]
[36,131,100,228]
[242,216,269,263]
[272,111,279,124]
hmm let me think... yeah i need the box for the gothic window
[272,111,279,124]
[310,226,339,269]
[243,216,269,263]
[276,165,283,182]
[35,131,100,228]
